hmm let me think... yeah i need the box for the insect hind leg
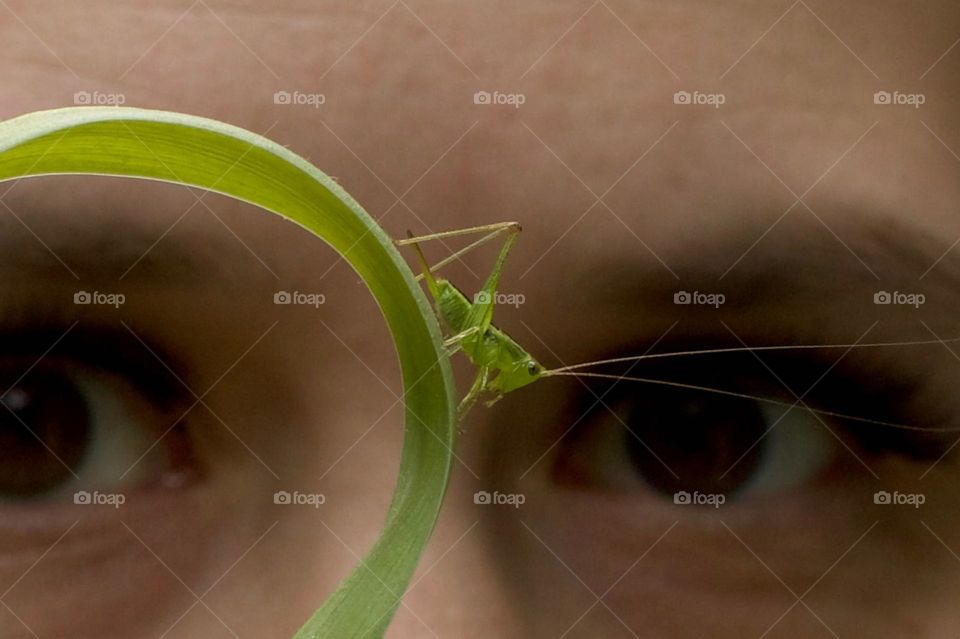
[397,222,521,280]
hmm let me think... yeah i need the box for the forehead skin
[3,2,960,293]
[3,2,960,638]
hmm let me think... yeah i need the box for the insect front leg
[483,392,504,409]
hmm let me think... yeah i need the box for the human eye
[551,342,950,502]
[490,242,960,637]
[0,180,321,638]
[0,325,196,503]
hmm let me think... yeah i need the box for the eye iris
[622,388,766,498]
[0,368,91,498]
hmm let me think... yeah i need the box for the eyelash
[0,321,198,499]
[550,337,954,493]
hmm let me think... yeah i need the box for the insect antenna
[546,336,960,374]
[542,370,960,433]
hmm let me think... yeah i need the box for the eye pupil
[0,368,91,498]
[622,388,766,499]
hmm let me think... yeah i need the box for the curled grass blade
[0,107,458,639]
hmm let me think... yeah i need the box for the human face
[2,2,960,637]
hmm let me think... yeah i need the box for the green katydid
[397,222,542,417]
[397,222,960,432]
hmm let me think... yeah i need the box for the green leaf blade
[0,107,458,639]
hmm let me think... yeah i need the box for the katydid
[397,223,960,431]
[397,222,544,417]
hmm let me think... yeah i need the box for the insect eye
[527,361,538,375]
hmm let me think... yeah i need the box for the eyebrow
[0,171,314,282]
[586,214,960,311]
[0,212,285,287]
